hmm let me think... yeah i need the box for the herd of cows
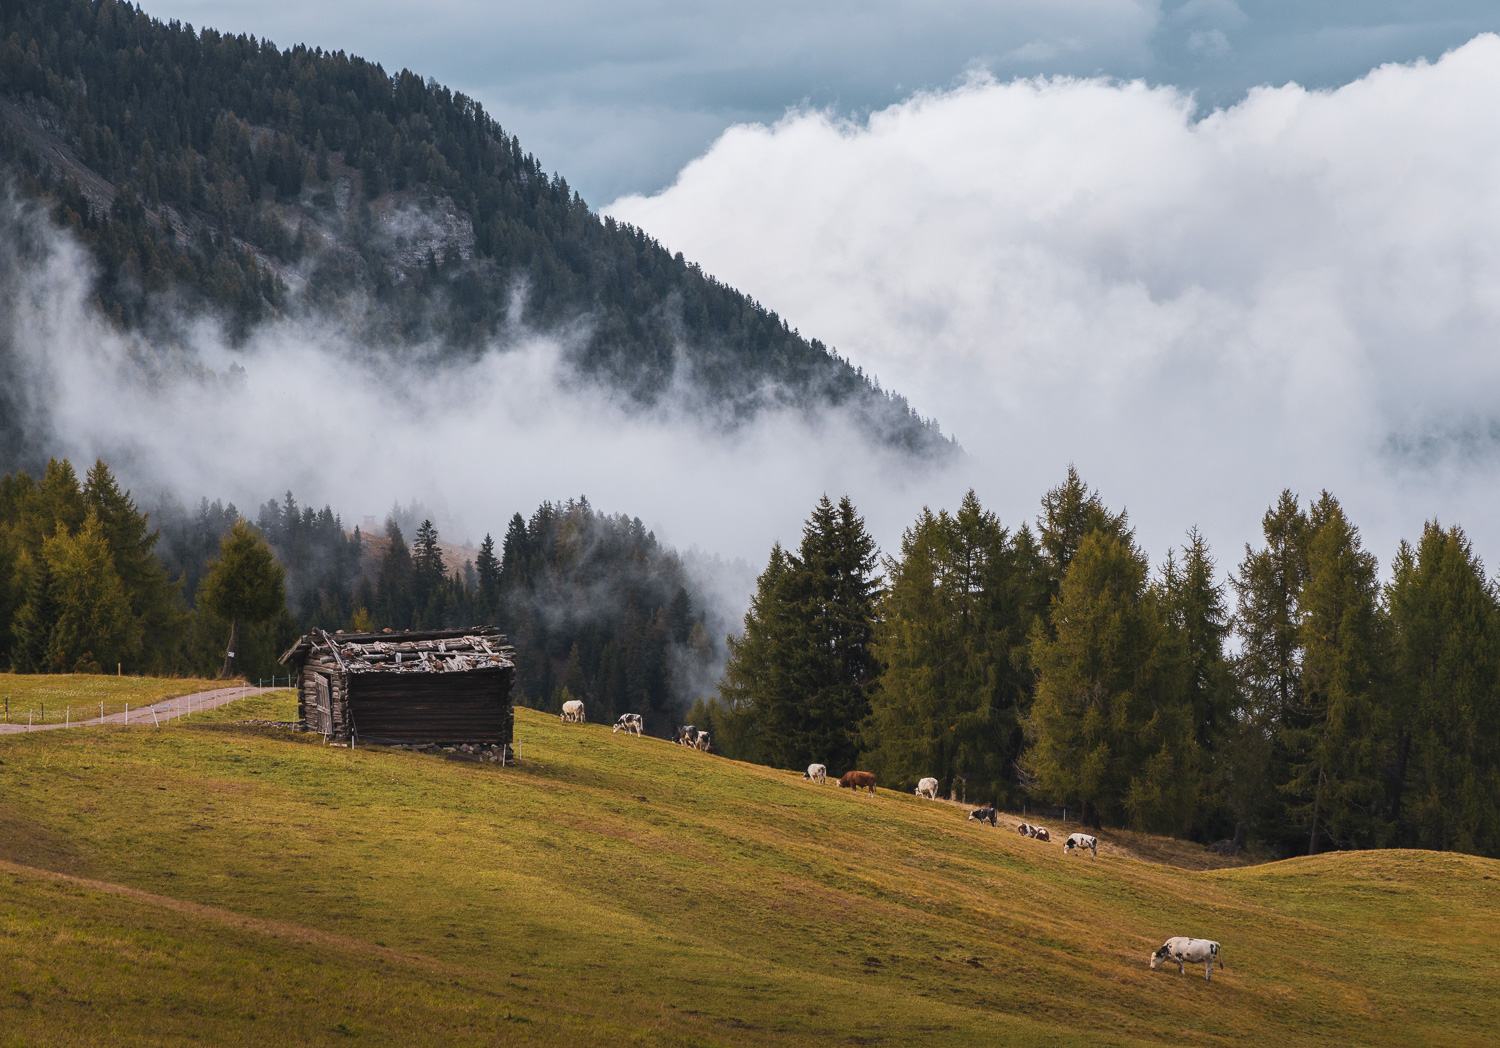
[554,704,1226,982]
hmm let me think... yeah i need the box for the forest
[703,473,1500,861]
[0,0,951,465]
[0,459,713,732]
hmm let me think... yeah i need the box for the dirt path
[0,686,278,734]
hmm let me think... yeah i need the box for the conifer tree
[1161,528,1242,836]
[866,490,1046,802]
[411,519,445,625]
[1037,466,1130,594]
[1231,490,1310,851]
[82,459,181,669]
[475,533,501,619]
[197,519,287,678]
[376,519,415,628]
[1282,493,1387,853]
[38,511,142,673]
[1386,523,1500,854]
[721,496,880,772]
[1026,529,1197,831]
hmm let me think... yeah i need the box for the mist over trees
[710,472,1500,861]
[0,0,951,461]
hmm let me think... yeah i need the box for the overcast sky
[146,1,1500,205]
[41,2,1500,598]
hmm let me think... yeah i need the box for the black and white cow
[673,725,698,746]
[1150,937,1223,981]
[804,763,828,784]
[968,806,998,826]
[1063,832,1098,860]
[613,713,644,736]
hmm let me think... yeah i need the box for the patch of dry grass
[0,691,1495,1047]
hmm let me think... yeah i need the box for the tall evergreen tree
[1161,528,1242,838]
[37,510,142,673]
[475,533,501,619]
[1037,466,1130,595]
[1282,493,1387,854]
[376,519,415,629]
[197,519,287,679]
[411,519,445,625]
[720,496,880,772]
[1026,529,1197,832]
[83,459,181,670]
[1386,523,1500,854]
[866,490,1046,803]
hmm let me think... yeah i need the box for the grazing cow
[1063,832,1098,860]
[693,731,712,752]
[560,699,585,723]
[804,763,827,784]
[673,725,698,746]
[1150,937,1223,981]
[837,770,877,795]
[915,777,939,799]
[968,806,998,826]
[612,713,643,736]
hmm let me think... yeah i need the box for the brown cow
[837,770,877,795]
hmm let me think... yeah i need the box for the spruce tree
[1282,493,1387,854]
[411,519,445,625]
[1037,466,1130,595]
[475,533,501,620]
[376,519,415,628]
[1161,528,1241,837]
[83,460,182,670]
[1386,523,1500,854]
[719,543,795,764]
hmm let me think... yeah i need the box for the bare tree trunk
[218,618,238,680]
[1308,764,1326,855]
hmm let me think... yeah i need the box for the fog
[0,191,963,624]
[608,34,1500,577]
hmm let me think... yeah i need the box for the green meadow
[0,688,1495,1047]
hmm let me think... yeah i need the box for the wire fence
[0,675,297,731]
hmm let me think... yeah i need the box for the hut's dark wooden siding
[346,666,515,743]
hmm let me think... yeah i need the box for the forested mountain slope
[0,0,953,464]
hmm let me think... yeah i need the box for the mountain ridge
[0,0,956,468]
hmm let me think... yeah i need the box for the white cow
[613,713,643,736]
[1150,937,1223,981]
[804,763,827,784]
[1063,832,1098,860]
[914,777,939,799]
[560,699,585,723]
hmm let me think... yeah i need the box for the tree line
[0,459,714,735]
[703,473,1500,859]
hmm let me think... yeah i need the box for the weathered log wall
[346,666,514,743]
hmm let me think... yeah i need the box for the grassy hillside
[0,674,224,724]
[0,692,1496,1047]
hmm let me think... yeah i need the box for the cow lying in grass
[968,807,998,826]
[804,763,827,784]
[1063,832,1098,860]
[915,777,939,799]
[838,770,877,795]
[1150,937,1223,981]
[1017,822,1051,842]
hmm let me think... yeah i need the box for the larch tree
[38,510,142,673]
[83,459,181,670]
[1026,529,1197,832]
[866,490,1046,803]
[197,519,287,679]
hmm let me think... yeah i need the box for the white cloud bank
[607,34,1500,572]
[1,195,958,576]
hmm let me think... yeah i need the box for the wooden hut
[279,626,516,744]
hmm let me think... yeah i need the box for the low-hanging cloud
[606,34,1500,572]
[0,190,962,603]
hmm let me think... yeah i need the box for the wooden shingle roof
[279,626,515,674]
